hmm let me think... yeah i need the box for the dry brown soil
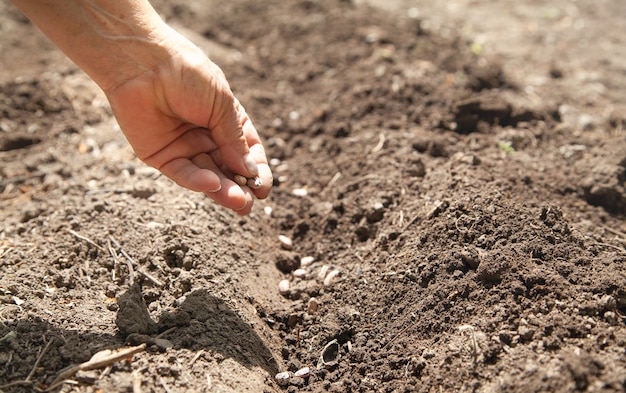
[1,0,626,392]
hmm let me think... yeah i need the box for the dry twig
[109,236,164,287]
[371,133,386,153]
[602,225,626,241]
[159,376,173,393]
[595,242,626,254]
[67,229,105,252]
[109,237,135,286]
[0,337,54,391]
[42,344,147,392]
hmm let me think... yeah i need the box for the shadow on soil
[0,286,279,391]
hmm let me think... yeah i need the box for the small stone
[154,338,174,350]
[278,279,290,296]
[264,206,273,216]
[275,252,300,273]
[366,202,385,223]
[307,298,319,315]
[604,311,617,325]
[460,247,480,269]
[518,325,535,341]
[278,235,293,250]
[275,371,291,386]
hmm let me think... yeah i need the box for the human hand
[104,40,272,215]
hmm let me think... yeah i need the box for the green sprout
[497,141,516,153]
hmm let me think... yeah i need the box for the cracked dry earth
[1,0,626,392]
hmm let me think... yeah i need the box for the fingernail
[244,153,259,177]
[234,191,253,212]
[208,183,222,193]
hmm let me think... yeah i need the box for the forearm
[10,0,178,92]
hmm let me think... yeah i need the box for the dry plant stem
[159,376,173,393]
[109,236,135,286]
[0,337,54,391]
[602,225,626,241]
[67,229,105,252]
[156,326,176,339]
[189,349,205,366]
[27,338,54,381]
[382,321,415,350]
[109,236,164,287]
[322,171,342,193]
[46,344,147,391]
[371,132,385,153]
[595,242,626,254]
[107,239,121,283]
[132,371,142,393]
[0,380,33,390]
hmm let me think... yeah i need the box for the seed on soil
[293,268,307,278]
[300,256,315,266]
[278,235,293,250]
[319,339,340,368]
[318,264,330,281]
[264,206,273,216]
[279,279,290,295]
[275,371,291,386]
[307,297,319,315]
[323,269,340,286]
[293,188,308,197]
[294,367,312,378]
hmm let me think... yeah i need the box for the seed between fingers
[233,174,263,190]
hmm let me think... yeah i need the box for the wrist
[10,0,182,92]
[76,4,176,92]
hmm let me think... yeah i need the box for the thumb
[209,95,259,179]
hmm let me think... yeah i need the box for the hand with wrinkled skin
[106,42,272,215]
[10,0,272,215]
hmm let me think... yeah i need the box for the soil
[1,0,625,392]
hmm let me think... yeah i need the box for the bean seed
[278,279,290,295]
[318,265,329,281]
[233,174,247,186]
[294,367,311,378]
[275,371,291,386]
[278,235,293,250]
[247,177,263,189]
[323,270,339,286]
